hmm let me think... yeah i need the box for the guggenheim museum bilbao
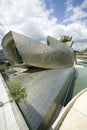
[2,31,74,130]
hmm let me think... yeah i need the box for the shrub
[9,82,27,103]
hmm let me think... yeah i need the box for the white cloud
[0,0,60,47]
[81,0,87,9]
[63,0,87,50]
[0,0,87,51]
[65,0,74,12]
[72,42,87,51]
[64,0,87,22]
[64,7,87,23]
[66,21,87,40]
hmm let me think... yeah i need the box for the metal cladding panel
[64,41,73,47]
[2,31,75,130]
[2,31,74,69]
[10,67,74,130]
[47,36,73,48]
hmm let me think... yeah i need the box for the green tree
[9,82,27,102]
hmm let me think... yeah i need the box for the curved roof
[2,31,74,69]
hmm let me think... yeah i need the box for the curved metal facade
[2,31,74,69]
[1,31,75,130]
[9,67,74,130]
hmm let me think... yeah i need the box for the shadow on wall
[64,69,78,105]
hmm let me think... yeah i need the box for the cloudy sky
[0,0,87,50]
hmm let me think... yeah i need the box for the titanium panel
[47,36,73,47]
[2,31,74,69]
[9,67,74,130]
